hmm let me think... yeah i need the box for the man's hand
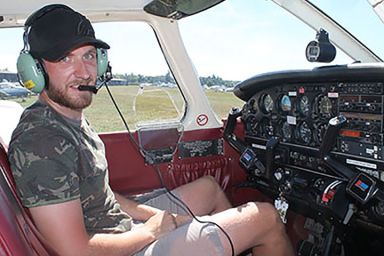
[173,213,192,227]
[141,211,177,239]
[141,211,192,239]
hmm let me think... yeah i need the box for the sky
[0,0,383,82]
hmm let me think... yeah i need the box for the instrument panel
[228,64,384,232]
[242,81,384,175]
[244,84,339,145]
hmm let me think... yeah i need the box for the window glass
[178,0,355,119]
[1,1,382,127]
[309,0,384,59]
[0,22,185,132]
[88,22,185,132]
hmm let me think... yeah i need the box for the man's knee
[244,202,284,231]
[200,175,219,185]
[238,202,293,254]
[199,175,221,190]
[257,202,280,221]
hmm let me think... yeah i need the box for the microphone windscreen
[78,85,98,94]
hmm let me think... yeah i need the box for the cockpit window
[86,22,185,132]
[0,22,185,133]
[180,0,357,81]
[309,0,384,60]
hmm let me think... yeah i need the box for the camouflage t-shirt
[8,100,132,235]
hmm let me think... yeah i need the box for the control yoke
[319,114,355,179]
[319,115,347,159]
[224,107,246,153]
[224,108,266,176]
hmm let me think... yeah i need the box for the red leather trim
[101,127,247,199]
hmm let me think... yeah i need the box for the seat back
[0,142,55,255]
[0,100,24,150]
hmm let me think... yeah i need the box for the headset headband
[25,4,73,27]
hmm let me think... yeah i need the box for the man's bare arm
[29,199,177,256]
[114,193,160,221]
[114,192,192,226]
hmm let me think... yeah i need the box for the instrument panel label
[346,158,377,169]
[178,139,224,158]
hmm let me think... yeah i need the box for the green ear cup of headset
[17,52,45,94]
[97,48,108,77]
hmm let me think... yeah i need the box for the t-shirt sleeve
[9,127,80,207]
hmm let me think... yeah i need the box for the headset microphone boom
[78,62,112,94]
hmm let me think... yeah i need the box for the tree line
[114,71,238,88]
[0,68,239,88]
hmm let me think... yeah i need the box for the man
[8,4,294,256]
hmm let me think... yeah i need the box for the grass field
[12,85,244,132]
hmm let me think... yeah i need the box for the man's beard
[46,80,93,110]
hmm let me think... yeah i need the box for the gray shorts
[132,189,225,256]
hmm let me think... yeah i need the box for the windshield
[0,1,382,80]
[179,0,383,82]
[310,0,384,59]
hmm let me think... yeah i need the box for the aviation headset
[16,4,109,94]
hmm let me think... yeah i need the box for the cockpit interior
[224,63,384,255]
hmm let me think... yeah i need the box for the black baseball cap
[27,4,110,61]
